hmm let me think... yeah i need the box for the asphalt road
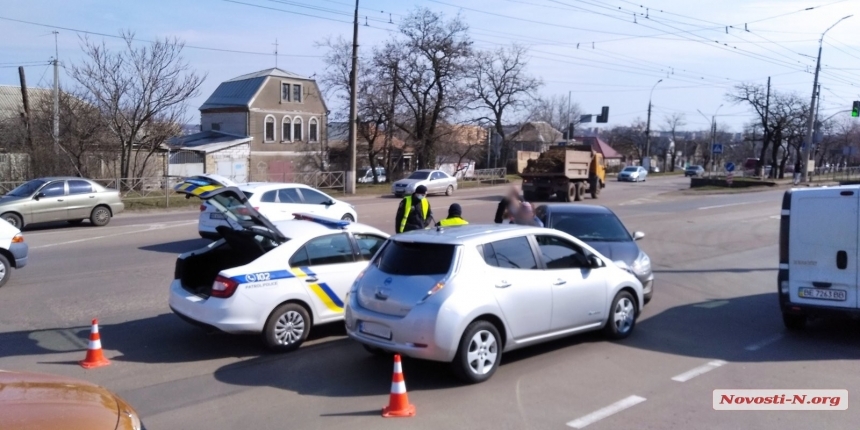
[1,177,858,430]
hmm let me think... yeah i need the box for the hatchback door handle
[305,277,318,283]
[496,281,511,288]
[553,279,567,286]
[57,199,64,202]
[89,195,95,198]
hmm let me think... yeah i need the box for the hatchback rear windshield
[376,241,455,275]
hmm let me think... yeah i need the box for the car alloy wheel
[274,310,306,345]
[613,296,635,334]
[466,329,498,376]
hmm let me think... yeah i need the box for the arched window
[309,118,319,142]
[282,116,292,141]
[293,117,303,142]
[264,115,275,143]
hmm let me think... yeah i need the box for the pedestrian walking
[395,185,433,233]
[793,159,802,185]
[512,202,544,227]
[436,203,469,227]
[495,185,523,224]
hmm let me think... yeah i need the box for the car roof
[536,203,614,215]
[414,169,436,173]
[273,219,386,240]
[237,182,313,192]
[34,177,96,181]
[392,223,548,245]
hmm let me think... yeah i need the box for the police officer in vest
[395,185,433,233]
[436,203,469,227]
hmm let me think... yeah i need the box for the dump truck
[520,144,606,202]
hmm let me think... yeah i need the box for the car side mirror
[34,192,45,200]
[324,199,335,206]
[588,254,605,268]
[632,231,645,241]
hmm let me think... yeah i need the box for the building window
[264,115,275,142]
[293,117,303,142]
[282,116,292,141]
[293,84,302,103]
[211,123,220,131]
[309,118,318,142]
[281,82,290,102]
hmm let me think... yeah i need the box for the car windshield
[550,212,632,242]
[622,167,638,172]
[407,171,430,180]
[687,166,702,170]
[7,179,47,197]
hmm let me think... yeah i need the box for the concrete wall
[205,144,250,183]
[248,76,327,153]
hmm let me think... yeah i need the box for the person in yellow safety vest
[395,185,433,233]
[436,203,469,227]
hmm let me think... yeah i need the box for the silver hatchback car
[345,224,644,383]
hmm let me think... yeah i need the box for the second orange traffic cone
[79,319,111,369]
[382,354,415,418]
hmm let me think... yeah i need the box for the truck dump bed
[522,145,594,180]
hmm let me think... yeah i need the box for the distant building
[572,136,623,168]
[172,68,329,182]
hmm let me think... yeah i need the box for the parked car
[536,204,653,303]
[358,167,386,184]
[0,218,27,288]
[0,370,145,429]
[391,169,457,197]
[617,166,647,182]
[0,177,124,229]
[180,175,357,240]
[170,182,387,351]
[684,165,705,177]
[345,224,643,383]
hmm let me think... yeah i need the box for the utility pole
[643,79,662,168]
[567,90,573,139]
[802,15,852,183]
[763,77,770,178]
[18,66,33,147]
[385,65,397,179]
[345,0,359,194]
[52,31,59,156]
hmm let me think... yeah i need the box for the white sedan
[178,175,358,240]
[169,182,387,351]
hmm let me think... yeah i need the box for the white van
[779,186,860,329]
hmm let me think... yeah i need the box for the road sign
[725,162,735,172]
[712,143,723,154]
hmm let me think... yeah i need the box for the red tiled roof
[575,136,622,159]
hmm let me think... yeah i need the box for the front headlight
[614,260,635,275]
[631,252,651,276]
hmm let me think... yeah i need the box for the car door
[431,171,447,193]
[288,233,366,321]
[31,181,68,223]
[534,234,608,330]
[297,188,339,217]
[65,180,96,220]
[483,236,553,340]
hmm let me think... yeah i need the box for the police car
[169,182,388,351]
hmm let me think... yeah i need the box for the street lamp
[697,105,723,174]
[643,79,663,167]
[801,14,853,183]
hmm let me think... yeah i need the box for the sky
[1,0,859,133]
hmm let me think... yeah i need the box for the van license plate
[209,213,226,220]
[359,321,392,340]
[798,287,847,301]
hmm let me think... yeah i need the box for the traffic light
[596,106,609,123]
[853,101,860,118]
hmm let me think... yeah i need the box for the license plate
[209,213,225,220]
[359,321,392,340]
[798,287,847,301]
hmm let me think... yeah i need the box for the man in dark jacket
[395,185,433,233]
[495,185,523,224]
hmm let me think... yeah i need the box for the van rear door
[789,188,859,309]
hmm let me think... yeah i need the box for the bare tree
[726,83,771,176]
[663,113,685,172]
[526,94,582,136]
[602,120,647,161]
[379,8,472,169]
[70,32,204,181]
[467,43,542,167]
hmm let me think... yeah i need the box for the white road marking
[566,395,646,429]
[698,201,757,210]
[32,221,197,249]
[744,333,784,351]
[671,360,727,382]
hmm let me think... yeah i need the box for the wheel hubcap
[95,209,109,223]
[613,297,635,333]
[0,261,7,282]
[5,217,17,227]
[274,311,305,345]
[466,330,498,375]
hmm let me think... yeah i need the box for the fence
[265,171,345,190]
[468,167,507,183]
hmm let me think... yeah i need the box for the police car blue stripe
[316,282,344,308]
[300,266,316,277]
[230,270,295,284]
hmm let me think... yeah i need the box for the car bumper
[781,301,860,319]
[345,297,456,362]
[168,279,264,334]
[9,242,27,268]
[111,201,125,214]
[618,176,636,181]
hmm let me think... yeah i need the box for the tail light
[11,233,23,243]
[211,275,239,298]
[199,204,207,212]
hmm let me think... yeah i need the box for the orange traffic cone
[79,319,111,369]
[382,354,416,418]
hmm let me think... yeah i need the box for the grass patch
[123,195,200,211]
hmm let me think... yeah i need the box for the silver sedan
[390,169,457,197]
[345,224,644,384]
[0,177,124,228]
